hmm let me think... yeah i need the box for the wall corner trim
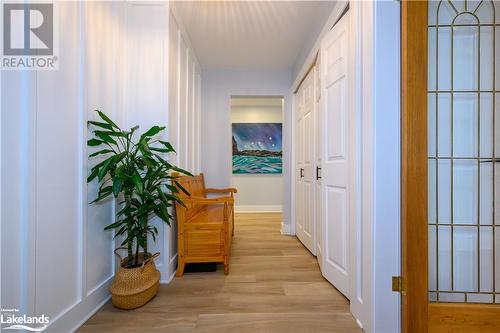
[160,270,177,285]
[280,222,291,235]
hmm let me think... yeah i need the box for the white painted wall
[1,2,202,332]
[201,70,292,227]
[230,104,284,212]
[371,1,401,331]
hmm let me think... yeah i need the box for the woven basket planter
[110,248,161,310]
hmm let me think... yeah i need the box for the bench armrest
[205,188,238,194]
[182,196,234,205]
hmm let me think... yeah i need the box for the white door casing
[319,12,351,298]
[295,68,317,255]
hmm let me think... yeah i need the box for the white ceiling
[172,1,336,71]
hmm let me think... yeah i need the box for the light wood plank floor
[79,213,362,333]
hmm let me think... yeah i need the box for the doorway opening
[230,96,285,214]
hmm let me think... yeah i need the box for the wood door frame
[401,0,428,332]
[401,1,500,332]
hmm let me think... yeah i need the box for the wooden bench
[172,173,237,277]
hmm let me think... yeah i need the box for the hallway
[79,213,361,333]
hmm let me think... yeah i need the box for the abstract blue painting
[232,123,282,174]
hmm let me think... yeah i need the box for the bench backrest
[172,173,206,218]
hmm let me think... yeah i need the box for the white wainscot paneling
[85,1,122,297]
[35,2,82,322]
[122,2,170,279]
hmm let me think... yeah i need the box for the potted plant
[87,110,190,309]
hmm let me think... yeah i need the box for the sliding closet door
[319,12,351,298]
[296,68,317,255]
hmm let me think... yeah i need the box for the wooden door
[295,68,316,255]
[402,0,500,331]
[319,12,351,298]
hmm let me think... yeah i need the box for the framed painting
[232,123,282,174]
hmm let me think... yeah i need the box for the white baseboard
[46,251,177,333]
[46,276,113,333]
[356,318,364,330]
[281,222,291,235]
[160,270,176,284]
[234,205,282,213]
[160,253,178,284]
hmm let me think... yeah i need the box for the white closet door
[319,12,351,298]
[295,88,305,245]
[314,65,323,269]
[296,67,316,255]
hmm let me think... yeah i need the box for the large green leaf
[90,186,113,204]
[174,180,190,196]
[150,147,171,153]
[104,219,126,231]
[98,185,113,196]
[96,110,119,129]
[165,184,179,193]
[94,130,127,138]
[159,141,176,152]
[88,121,113,130]
[89,149,113,157]
[112,178,123,197]
[143,126,165,137]
[96,153,124,182]
[132,172,143,193]
[87,138,104,147]
[157,187,185,207]
[87,167,99,183]
[172,166,193,177]
[95,131,117,145]
[97,155,116,181]
[154,206,169,223]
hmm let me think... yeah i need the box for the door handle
[316,166,322,180]
[300,168,304,178]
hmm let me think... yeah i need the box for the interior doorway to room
[230,96,285,214]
